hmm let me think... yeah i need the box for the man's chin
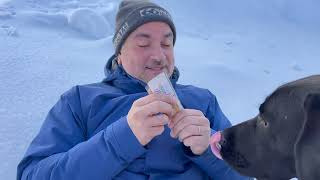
[146,71,165,80]
[140,68,173,83]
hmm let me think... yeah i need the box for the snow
[1,0,319,179]
[0,25,18,36]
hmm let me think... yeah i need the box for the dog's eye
[262,120,269,127]
[258,116,269,128]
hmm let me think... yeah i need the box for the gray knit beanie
[113,0,176,55]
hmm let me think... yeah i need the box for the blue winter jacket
[17,55,252,180]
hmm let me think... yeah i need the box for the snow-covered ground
[1,0,319,179]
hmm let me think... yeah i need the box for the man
[17,0,252,179]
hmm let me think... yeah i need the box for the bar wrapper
[146,72,184,114]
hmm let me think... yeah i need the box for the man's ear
[117,53,122,65]
[294,93,320,180]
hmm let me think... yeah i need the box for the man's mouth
[146,66,165,72]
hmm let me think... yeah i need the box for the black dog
[219,75,320,180]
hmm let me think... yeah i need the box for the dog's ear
[304,93,320,113]
[294,93,320,180]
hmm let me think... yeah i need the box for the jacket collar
[103,54,180,94]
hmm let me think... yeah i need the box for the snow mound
[21,11,68,27]
[100,2,117,28]
[68,8,112,39]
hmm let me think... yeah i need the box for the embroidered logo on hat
[113,22,129,49]
[139,7,172,19]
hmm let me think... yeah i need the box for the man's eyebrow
[134,33,150,39]
[134,32,173,39]
[164,32,173,38]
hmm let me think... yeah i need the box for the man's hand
[127,94,176,146]
[169,109,211,155]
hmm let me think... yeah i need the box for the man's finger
[178,125,199,141]
[147,114,170,127]
[170,109,203,128]
[182,135,201,147]
[149,125,165,137]
[134,93,177,107]
[137,100,175,117]
[170,116,198,138]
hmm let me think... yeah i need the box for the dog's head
[294,93,320,180]
[217,75,320,180]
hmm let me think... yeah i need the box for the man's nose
[149,44,166,60]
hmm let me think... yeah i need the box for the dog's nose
[219,134,228,147]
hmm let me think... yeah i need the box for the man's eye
[162,43,171,47]
[137,44,149,47]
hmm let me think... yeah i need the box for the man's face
[117,22,175,83]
